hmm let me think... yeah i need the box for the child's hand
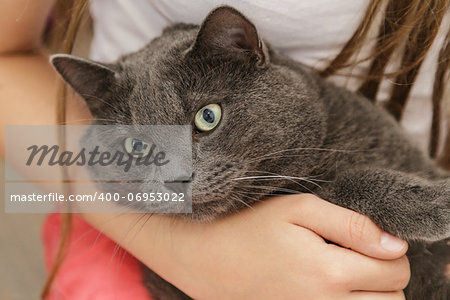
[83,194,409,299]
[172,194,409,299]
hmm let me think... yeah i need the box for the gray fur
[51,6,449,300]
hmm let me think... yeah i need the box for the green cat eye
[124,137,151,158]
[194,104,222,132]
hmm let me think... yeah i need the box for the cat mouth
[163,180,191,183]
[163,173,194,184]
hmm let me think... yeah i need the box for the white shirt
[89,0,449,151]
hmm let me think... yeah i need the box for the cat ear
[50,54,116,115]
[190,6,268,66]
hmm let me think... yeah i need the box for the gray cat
[51,6,449,300]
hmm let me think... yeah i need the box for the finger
[350,290,405,300]
[324,246,410,292]
[284,194,408,259]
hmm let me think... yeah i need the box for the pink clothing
[42,214,153,300]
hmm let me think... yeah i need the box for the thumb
[285,194,408,260]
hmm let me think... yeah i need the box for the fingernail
[380,232,406,252]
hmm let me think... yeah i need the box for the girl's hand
[83,194,410,299]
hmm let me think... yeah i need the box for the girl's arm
[81,195,410,299]
[0,0,58,157]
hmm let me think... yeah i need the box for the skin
[0,1,410,298]
[81,195,410,300]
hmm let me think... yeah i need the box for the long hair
[321,0,450,159]
[41,0,450,298]
[41,1,88,298]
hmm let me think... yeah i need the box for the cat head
[51,6,327,220]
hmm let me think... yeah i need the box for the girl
[1,0,448,299]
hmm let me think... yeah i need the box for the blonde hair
[42,0,450,298]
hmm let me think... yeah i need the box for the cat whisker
[248,147,360,163]
[234,189,277,197]
[111,213,154,294]
[233,172,323,190]
[229,193,255,210]
[61,118,119,125]
[232,189,268,198]
[126,213,154,244]
[110,213,148,262]
[246,170,331,182]
[234,195,261,208]
[85,201,153,249]
[232,175,322,188]
[236,184,303,195]
[79,93,118,111]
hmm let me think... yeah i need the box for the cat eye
[194,104,222,132]
[124,137,151,157]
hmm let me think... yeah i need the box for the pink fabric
[42,214,153,300]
